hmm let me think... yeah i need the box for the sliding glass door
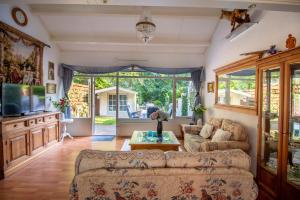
[93,76,117,135]
[67,76,93,136]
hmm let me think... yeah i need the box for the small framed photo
[48,61,55,80]
[207,82,215,93]
[46,83,56,94]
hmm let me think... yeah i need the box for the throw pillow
[199,123,213,139]
[211,129,232,142]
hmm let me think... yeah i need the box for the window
[119,95,127,111]
[71,70,193,119]
[176,80,195,117]
[119,77,173,119]
[215,56,258,115]
[68,77,91,118]
[108,95,127,112]
[108,95,116,111]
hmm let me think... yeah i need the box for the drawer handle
[14,124,17,127]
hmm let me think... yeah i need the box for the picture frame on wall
[48,61,55,80]
[0,21,46,84]
[46,83,56,94]
[207,82,215,93]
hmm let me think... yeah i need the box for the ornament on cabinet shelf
[240,45,280,58]
[286,34,297,49]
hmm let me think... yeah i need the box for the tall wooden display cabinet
[257,47,300,200]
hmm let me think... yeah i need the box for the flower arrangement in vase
[150,110,169,142]
[52,97,70,120]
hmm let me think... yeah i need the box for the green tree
[182,93,188,116]
[95,77,113,89]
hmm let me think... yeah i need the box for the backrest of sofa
[221,119,248,141]
[74,149,166,175]
[165,149,251,171]
[207,117,223,137]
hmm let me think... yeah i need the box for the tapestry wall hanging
[0,21,49,84]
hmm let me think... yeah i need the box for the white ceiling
[32,5,220,54]
[3,0,300,66]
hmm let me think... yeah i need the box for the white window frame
[72,73,193,120]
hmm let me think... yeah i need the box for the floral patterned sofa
[70,149,258,200]
[183,118,250,152]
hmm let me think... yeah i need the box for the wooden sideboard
[0,112,61,179]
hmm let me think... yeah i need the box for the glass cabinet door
[287,63,300,186]
[261,67,281,173]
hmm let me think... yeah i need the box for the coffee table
[129,131,180,151]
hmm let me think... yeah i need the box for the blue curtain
[191,68,205,123]
[59,63,202,75]
[59,66,74,97]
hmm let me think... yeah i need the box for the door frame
[92,76,119,135]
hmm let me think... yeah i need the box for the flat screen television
[30,85,45,112]
[1,84,30,116]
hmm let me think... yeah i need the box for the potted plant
[192,104,207,124]
[52,97,70,120]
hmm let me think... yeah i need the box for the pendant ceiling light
[136,11,156,43]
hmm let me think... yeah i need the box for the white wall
[204,10,300,175]
[0,4,62,110]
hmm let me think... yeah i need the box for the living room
[0,0,300,199]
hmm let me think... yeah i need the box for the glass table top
[130,131,179,144]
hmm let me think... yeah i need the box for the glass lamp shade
[136,16,156,43]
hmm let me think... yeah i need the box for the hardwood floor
[0,136,184,200]
[0,137,127,200]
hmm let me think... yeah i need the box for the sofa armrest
[182,124,202,135]
[200,141,250,152]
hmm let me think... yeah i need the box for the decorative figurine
[221,9,251,32]
[286,34,296,49]
[241,45,280,58]
[267,45,279,55]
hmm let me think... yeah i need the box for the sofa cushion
[207,118,223,137]
[211,129,232,142]
[199,123,213,138]
[221,119,247,141]
[182,124,201,134]
[75,149,166,175]
[184,133,210,152]
[165,149,251,171]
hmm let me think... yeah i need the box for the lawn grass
[95,116,116,125]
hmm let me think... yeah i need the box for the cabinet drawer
[27,119,36,127]
[36,117,44,124]
[44,115,56,122]
[3,121,25,132]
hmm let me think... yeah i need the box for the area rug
[120,139,183,151]
[92,135,115,142]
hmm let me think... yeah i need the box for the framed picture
[207,82,215,93]
[46,83,56,94]
[0,21,46,84]
[48,61,55,80]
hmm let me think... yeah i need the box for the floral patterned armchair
[70,149,258,200]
